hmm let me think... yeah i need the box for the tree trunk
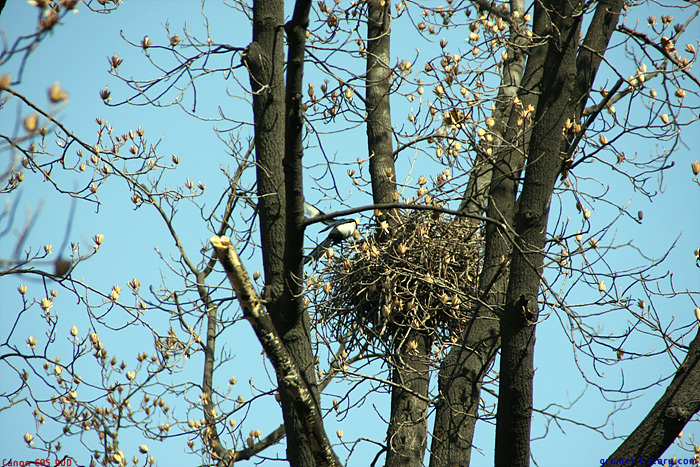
[494,1,583,465]
[248,1,286,305]
[386,332,432,466]
[431,1,537,463]
[366,0,396,208]
[248,1,330,465]
[364,1,432,465]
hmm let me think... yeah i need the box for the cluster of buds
[109,53,123,70]
[100,86,111,102]
[90,332,102,351]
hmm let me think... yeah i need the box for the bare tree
[2,0,700,466]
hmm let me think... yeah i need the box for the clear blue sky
[1,1,699,466]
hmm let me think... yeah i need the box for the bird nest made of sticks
[308,210,483,351]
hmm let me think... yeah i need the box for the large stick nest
[308,210,483,351]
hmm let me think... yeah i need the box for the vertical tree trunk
[365,1,431,465]
[491,0,626,463]
[248,1,332,465]
[366,0,396,207]
[459,0,528,216]
[494,1,583,465]
[429,142,522,466]
[284,1,339,465]
[386,333,432,466]
[430,1,537,463]
[248,0,286,304]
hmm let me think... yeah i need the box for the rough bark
[430,1,541,463]
[606,329,700,465]
[572,0,626,120]
[247,1,332,465]
[429,118,526,466]
[494,1,583,465]
[366,0,396,208]
[247,0,286,305]
[386,333,432,466]
[284,0,311,280]
[282,1,340,465]
[364,1,432,465]
[490,0,626,464]
[428,306,499,467]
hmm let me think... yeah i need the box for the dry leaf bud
[48,82,68,103]
[24,114,38,132]
[692,160,700,176]
[0,74,11,90]
[381,304,391,318]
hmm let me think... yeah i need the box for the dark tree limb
[364,1,432,465]
[495,0,585,465]
[431,0,542,463]
[607,329,700,465]
[282,1,340,464]
[246,1,333,465]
